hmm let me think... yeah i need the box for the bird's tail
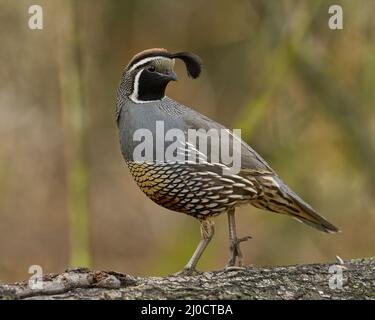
[287,192,339,233]
[252,175,340,233]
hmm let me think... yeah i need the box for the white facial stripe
[128,56,171,72]
[129,69,143,102]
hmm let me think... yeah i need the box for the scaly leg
[226,207,251,268]
[175,218,215,276]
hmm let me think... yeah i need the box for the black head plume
[170,52,202,79]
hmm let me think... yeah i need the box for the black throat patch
[137,70,169,102]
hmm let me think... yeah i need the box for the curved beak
[164,70,177,82]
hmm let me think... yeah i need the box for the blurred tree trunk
[235,0,322,140]
[292,47,375,197]
[56,0,93,268]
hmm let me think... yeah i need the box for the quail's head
[119,48,202,103]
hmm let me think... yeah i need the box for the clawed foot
[226,235,252,268]
[172,268,202,277]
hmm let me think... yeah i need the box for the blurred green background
[0,0,374,282]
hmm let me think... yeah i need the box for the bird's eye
[148,65,156,72]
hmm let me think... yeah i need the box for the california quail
[116,48,339,275]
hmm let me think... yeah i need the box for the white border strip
[128,56,171,72]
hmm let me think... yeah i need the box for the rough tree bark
[0,258,374,300]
